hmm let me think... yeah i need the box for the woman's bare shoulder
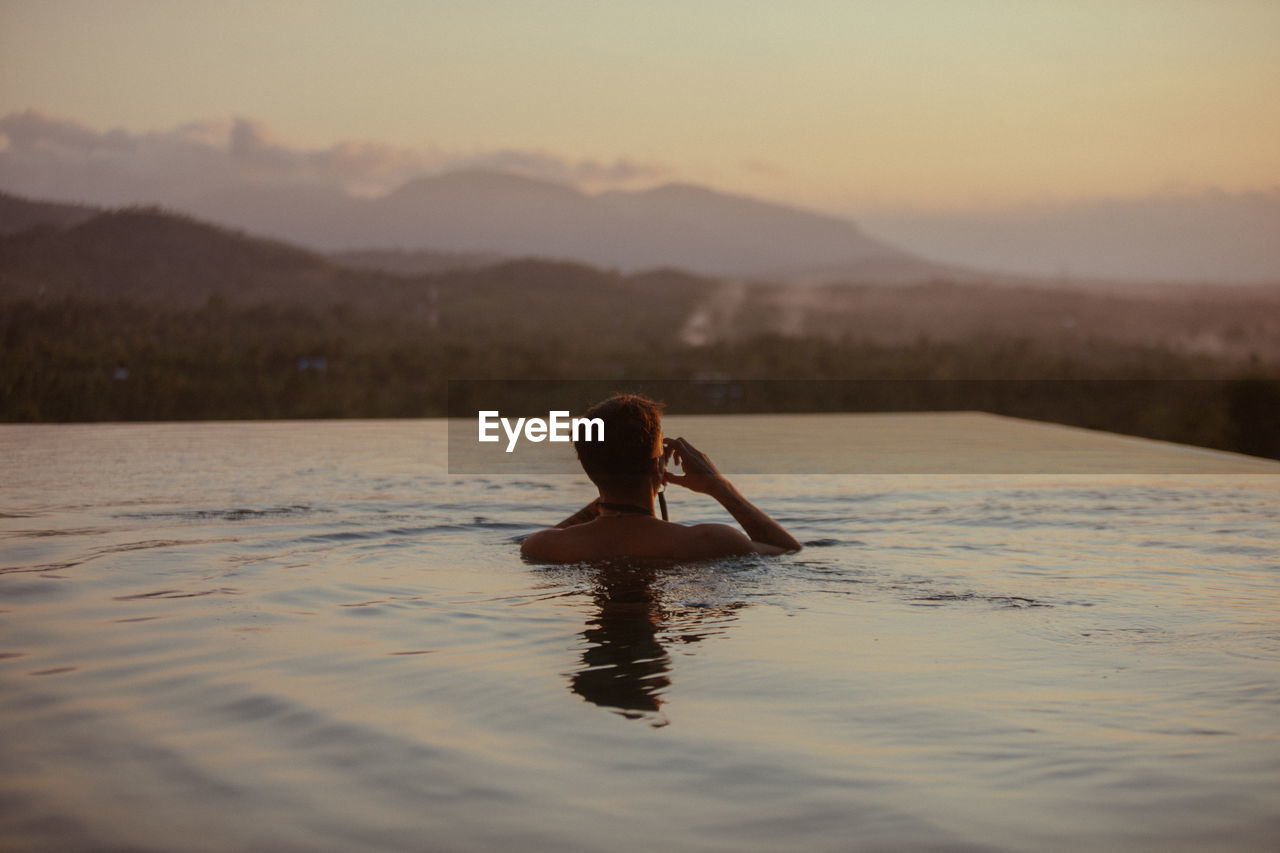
[684,522,788,557]
[520,527,572,561]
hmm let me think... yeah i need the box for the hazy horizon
[3,109,1277,282]
[2,2,1278,281]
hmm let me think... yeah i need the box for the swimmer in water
[520,394,801,562]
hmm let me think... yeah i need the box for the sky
[1,1,1278,279]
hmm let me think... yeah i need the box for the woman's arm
[663,437,801,553]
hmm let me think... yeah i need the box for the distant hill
[0,203,716,347]
[181,170,948,282]
[0,190,99,234]
[329,248,506,276]
[0,206,344,306]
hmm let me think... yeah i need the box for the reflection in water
[568,561,746,725]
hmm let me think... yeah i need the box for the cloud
[437,147,670,191]
[0,109,672,206]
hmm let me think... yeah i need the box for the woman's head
[574,394,664,493]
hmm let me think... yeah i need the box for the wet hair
[574,393,664,490]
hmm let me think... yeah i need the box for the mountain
[0,203,717,344]
[0,191,100,234]
[180,170,942,281]
[0,206,344,306]
[329,247,505,276]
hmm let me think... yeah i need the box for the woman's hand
[663,435,801,553]
[663,437,729,497]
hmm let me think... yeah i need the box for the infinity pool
[2,417,1277,851]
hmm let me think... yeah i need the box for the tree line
[3,296,1276,459]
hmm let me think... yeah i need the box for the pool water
[2,418,1278,851]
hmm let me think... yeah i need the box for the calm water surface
[2,418,1278,852]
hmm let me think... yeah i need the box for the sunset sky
[3,0,1277,216]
